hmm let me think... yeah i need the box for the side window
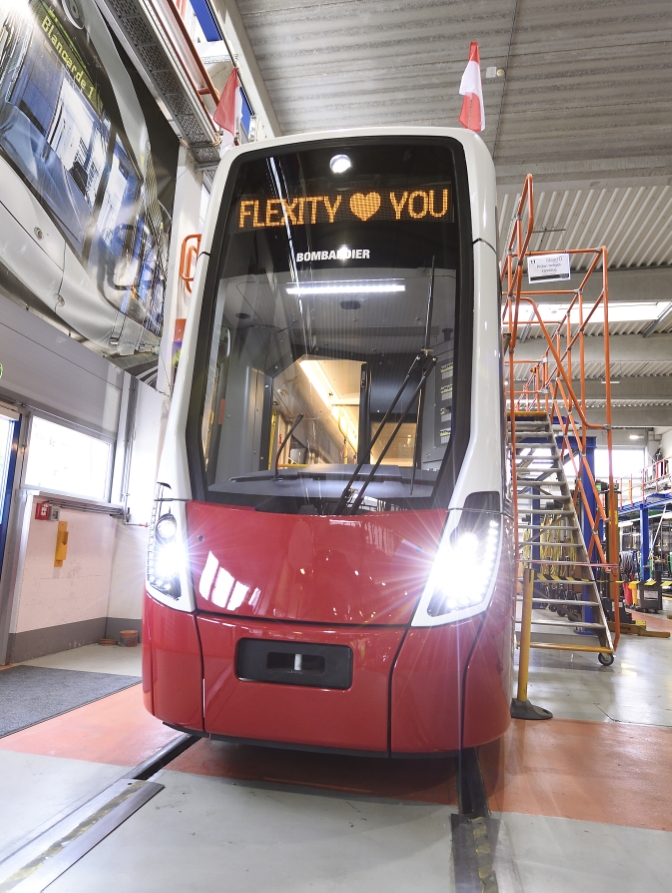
[24,417,112,501]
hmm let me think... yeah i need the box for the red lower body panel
[197,615,403,752]
[390,620,480,753]
[462,577,515,749]
[391,569,514,753]
[143,594,204,731]
[143,571,513,753]
[141,603,153,714]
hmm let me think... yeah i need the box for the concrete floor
[20,642,142,676]
[521,633,672,725]
[48,773,455,893]
[1,627,672,892]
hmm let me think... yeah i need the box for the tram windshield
[193,139,470,512]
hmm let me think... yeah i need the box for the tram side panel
[144,595,204,731]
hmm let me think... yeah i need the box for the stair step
[517,471,565,476]
[527,643,613,654]
[514,431,553,436]
[519,598,601,607]
[526,508,575,515]
[519,559,596,567]
[518,543,584,549]
[516,458,562,463]
[523,620,606,629]
[517,492,569,497]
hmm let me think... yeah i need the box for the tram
[143,127,515,755]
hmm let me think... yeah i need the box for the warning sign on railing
[527,253,571,283]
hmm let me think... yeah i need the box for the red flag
[213,68,242,145]
[458,42,485,132]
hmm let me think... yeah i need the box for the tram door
[0,408,20,583]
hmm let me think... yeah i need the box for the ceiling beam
[496,155,672,191]
[576,379,672,402]
[509,333,672,364]
[586,406,672,431]
[210,0,282,139]
[519,266,672,304]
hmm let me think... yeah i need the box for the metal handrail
[616,458,671,509]
[502,176,620,647]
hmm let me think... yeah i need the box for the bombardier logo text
[296,248,370,263]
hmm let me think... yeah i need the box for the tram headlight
[147,508,183,600]
[411,512,502,626]
[155,513,177,542]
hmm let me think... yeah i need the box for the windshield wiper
[334,261,437,515]
[274,413,304,479]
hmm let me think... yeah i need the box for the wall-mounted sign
[237,188,451,230]
[527,253,571,284]
[0,0,178,386]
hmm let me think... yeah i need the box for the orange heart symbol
[349,192,381,221]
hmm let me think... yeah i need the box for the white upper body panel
[159,127,500,507]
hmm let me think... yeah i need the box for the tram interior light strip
[287,281,405,295]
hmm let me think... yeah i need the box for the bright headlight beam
[414,514,502,625]
[153,542,184,582]
[286,282,405,296]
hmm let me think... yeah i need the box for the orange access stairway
[509,410,614,663]
[503,175,621,665]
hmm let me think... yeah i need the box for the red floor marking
[0,685,180,767]
[480,718,672,831]
[3,677,670,828]
[169,739,459,805]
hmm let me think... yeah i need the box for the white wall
[14,508,116,635]
[107,379,166,624]
[660,428,672,461]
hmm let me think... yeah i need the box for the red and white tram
[142,128,515,755]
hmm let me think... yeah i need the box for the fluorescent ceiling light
[518,302,670,324]
[629,434,644,440]
[287,281,405,295]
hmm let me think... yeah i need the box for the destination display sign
[236,187,451,230]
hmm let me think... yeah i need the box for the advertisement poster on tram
[0,0,178,385]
